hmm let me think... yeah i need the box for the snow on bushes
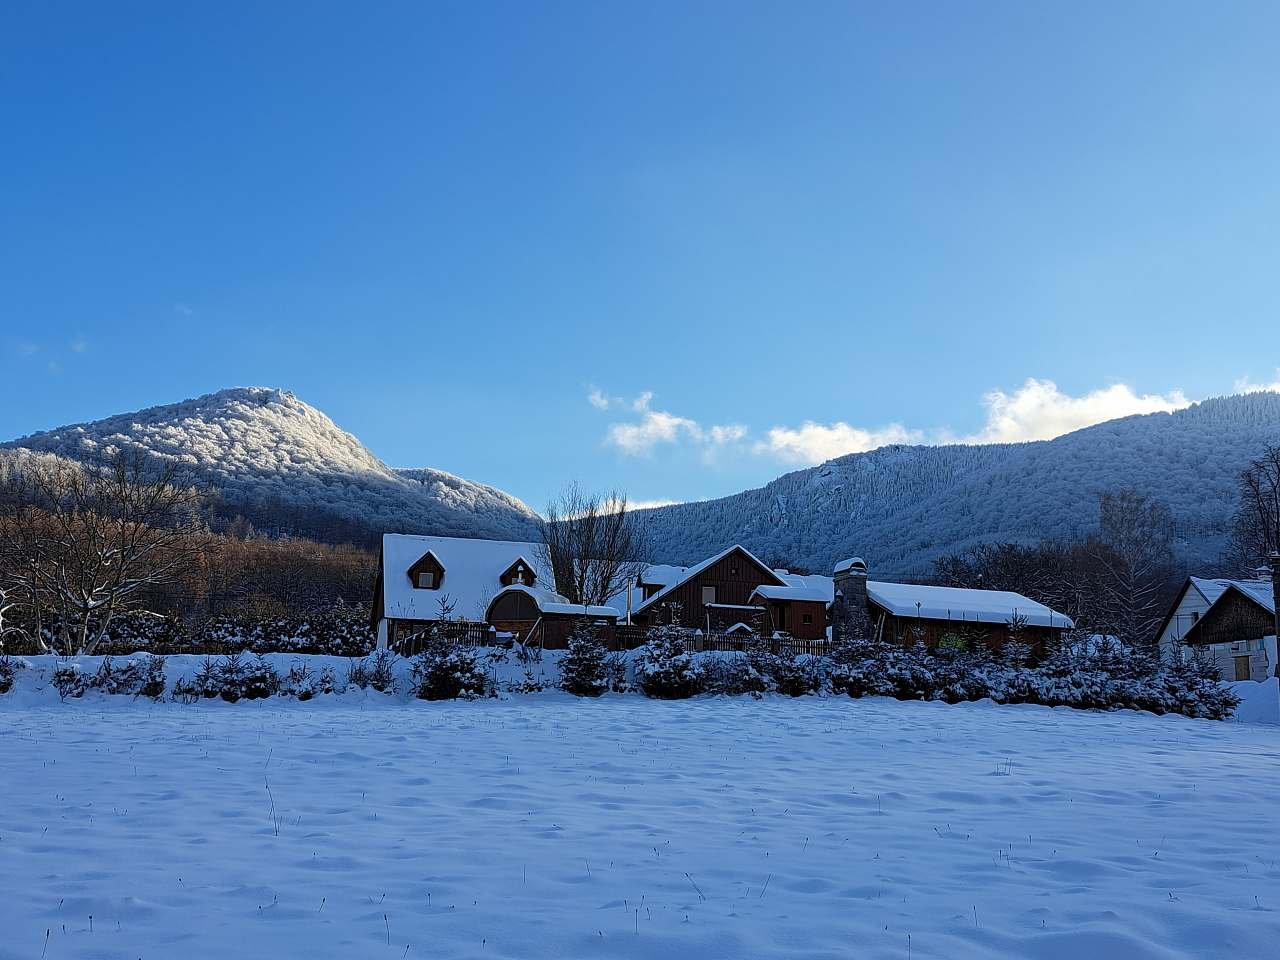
[173,653,281,703]
[18,606,378,658]
[0,655,23,694]
[345,650,398,694]
[278,661,338,700]
[407,626,489,701]
[830,635,1239,720]
[51,655,167,700]
[559,621,610,697]
[635,623,705,699]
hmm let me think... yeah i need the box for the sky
[2,1,1279,511]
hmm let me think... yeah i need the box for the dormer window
[500,558,537,588]
[408,550,445,591]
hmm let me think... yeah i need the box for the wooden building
[629,545,830,641]
[1155,570,1279,681]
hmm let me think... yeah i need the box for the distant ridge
[631,392,1280,579]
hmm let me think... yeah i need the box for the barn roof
[1190,576,1275,615]
[866,581,1074,629]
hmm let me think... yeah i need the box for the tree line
[932,443,1280,652]
[0,451,374,655]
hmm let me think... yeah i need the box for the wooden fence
[391,621,498,657]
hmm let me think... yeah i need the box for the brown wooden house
[629,545,829,641]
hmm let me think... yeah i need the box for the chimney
[833,556,869,623]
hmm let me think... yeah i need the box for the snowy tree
[635,608,703,699]
[559,620,610,697]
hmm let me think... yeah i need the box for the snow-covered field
[2,690,1279,960]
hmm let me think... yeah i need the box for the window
[417,571,436,589]
[702,585,717,605]
[802,613,813,626]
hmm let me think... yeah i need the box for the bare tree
[539,484,647,608]
[1224,444,1280,574]
[0,451,206,655]
[1093,489,1175,651]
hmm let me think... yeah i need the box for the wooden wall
[1184,589,1274,648]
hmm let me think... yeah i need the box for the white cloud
[600,391,746,460]
[755,422,922,464]
[967,378,1189,444]
[592,377,1227,470]
[70,336,89,353]
[1234,370,1280,395]
[587,387,610,410]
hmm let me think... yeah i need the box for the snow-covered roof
[866,581,1073,629]
[637,564,689,588]
[380,534,550,622]
[833,557,866,575]
[486,583,619,620]
[1190,576,1275,614]
[633,544,784,615]
[751,583,831,603]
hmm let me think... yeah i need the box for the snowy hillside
[2,387,541,543]
[635,392,1280,578]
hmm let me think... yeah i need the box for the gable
[1184,584,1276,646]
[634,545,786,616]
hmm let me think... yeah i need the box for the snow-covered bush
[409,627,489,701]
[90,655,167,699]
[635,624,704,699]
[278,662,338,700]
[51,662,89,700]
[0,655,23,695]
[173,653,279,703]
[346,650,398,694]
[828,635,1240,719]
[743,637,825,696]
[702,653,769,697]
[560,621,610,697]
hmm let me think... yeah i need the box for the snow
[1191,576,1276,614]
[490,583,619,619]
[381,534,551,622]
[2,387,542,542]
[866,582,1074,629]
[751,583,831,602]
[2,661,1279,960]
[636,391,1280,578]
[1229,678,1280,724]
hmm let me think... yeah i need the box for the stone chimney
[833,556,869,624]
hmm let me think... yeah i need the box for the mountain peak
[3,387,540,545]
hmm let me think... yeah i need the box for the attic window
[417,571,437,589]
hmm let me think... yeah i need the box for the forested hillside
[634,392,1280,578]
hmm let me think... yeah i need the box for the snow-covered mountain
[2,387,542,543]
[633,392,1280,579]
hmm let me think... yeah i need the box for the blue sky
[3,1,1279,511]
